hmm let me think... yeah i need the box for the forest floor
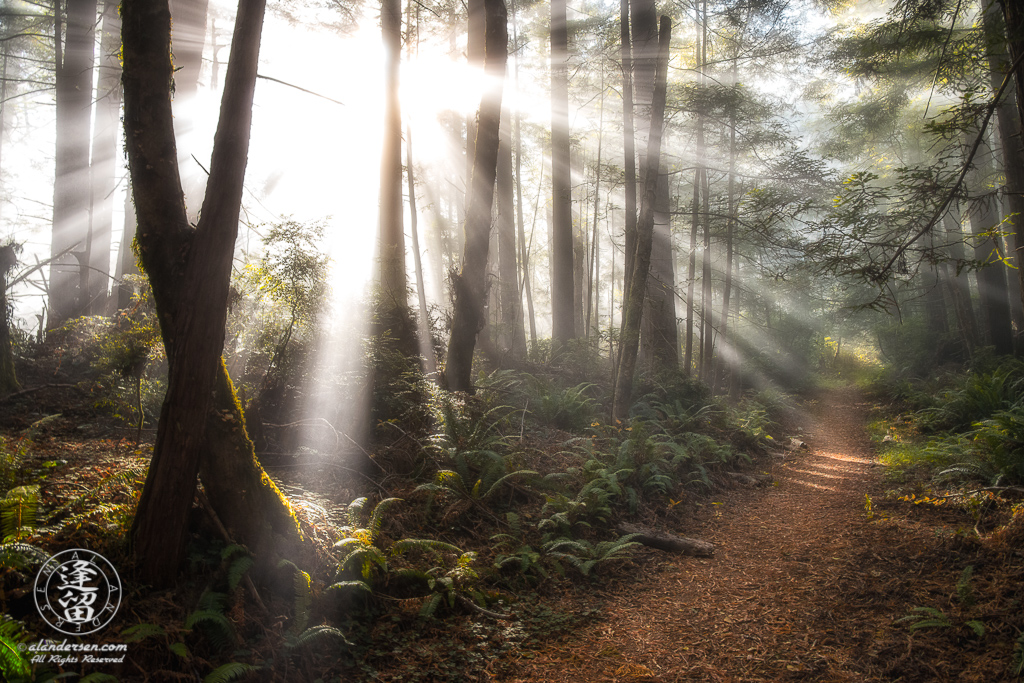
[499,386,1024,683]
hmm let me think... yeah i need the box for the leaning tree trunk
[123,0,301,588]
[443,0,508,392]
[613,16,671,421]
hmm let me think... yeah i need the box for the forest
[2,0,1024,680]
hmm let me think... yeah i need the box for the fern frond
[121,623,166,643]
[168,642,191,660]
[202,662,261,683]
[0,616,31,682]
[79,673,121,682]
[184,610,235,650]
[346,497,369,527]
[367,497,404,540]
[288,624,352,649]
[0,541,49,569]
[327,580,373,595]
[481,470,539,501]
[225,556,253,593]
[1,485,39,540]
[419,593,443,618]
[391,538,464,557]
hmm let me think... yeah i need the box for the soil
[500,387,1024,682]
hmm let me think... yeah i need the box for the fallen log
[617,522,714,556]
[726,471,773,487]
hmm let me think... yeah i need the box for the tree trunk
[89,0,120,315]
[985,1,1024,349]
[443,0,508,392]
[619,0,638,308]
[123,0,300,587]
[497,104,526,356]
[943,206,980,354]
[684,169,699,376]
[379,0,409,316]
[550,0,574,346]
[714,106,738,392]
[1,245,20,394]
[169,0,210,216]
[49,0,97,328]
[612,16,671,421]
[967,134,1014,355]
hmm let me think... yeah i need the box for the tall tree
[633,0,676,371]
[497,104,527,356]
[379,0,409,318]
[613,15,671,421]
[444,0,508,392]
[88,0,121,314]
[49,0,97,328]
[123,0,301,587]
[550,0,574,346]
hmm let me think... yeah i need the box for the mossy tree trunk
[444,0,508,392]
[122,0,301,588]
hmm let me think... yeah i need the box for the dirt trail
[505,388,935,682]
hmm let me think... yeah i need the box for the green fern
[896,606,953,631]
[1,485,39,541]
[203,662,261,683]
[543,534,641,576]
[0,616,31,682]
[168,642,190,660]
[0,541,49,570]
[185,600,236,651]
[286,624,352,649]
[121,623,166,643]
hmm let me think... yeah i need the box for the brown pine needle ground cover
[502,387,1024,683]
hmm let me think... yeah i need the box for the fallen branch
[1,383,80,401]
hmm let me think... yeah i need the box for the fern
[168,642,191,660]
[121,622,166,643]
[79,674,121,683]
[0,541,49,570]
[203,662,261,683]
[0,616,31,682]
[286,624,352,649]
[1,485,39,540]
[327,580,373,595]
[185,608,235,651]
[896,606,953,630]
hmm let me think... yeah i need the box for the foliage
[518,375,598,432]
[542,534,641,577]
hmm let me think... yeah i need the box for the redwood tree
[613,16,671,421]
[444,0,508,392]
[123,0,301,587]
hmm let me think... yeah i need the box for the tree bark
[123,0,300,587]
[967,134,1014,355]
[613,16,671,421]
[619,0,637,308]
[985,1,1024,348]
[497,104,526,356]
[49,0,97,328]
[379,0,409,315]
[550,0,574,346]
[443,0,508,392]
[89,0,121,315]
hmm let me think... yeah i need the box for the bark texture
[444,0,508,392]
[550,0,574,345]
[123,0,300,587]
[613,16,671,421]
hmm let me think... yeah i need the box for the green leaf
[121,623,166,643]
[203,662,261,683]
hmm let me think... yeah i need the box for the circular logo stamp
[34,549,121,635]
